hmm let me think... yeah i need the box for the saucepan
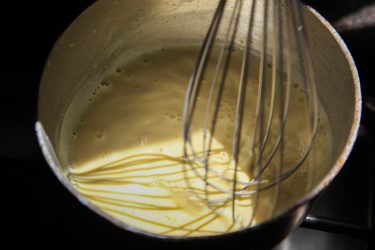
[36,0,361,248]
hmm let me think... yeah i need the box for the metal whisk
[182,0,318,225]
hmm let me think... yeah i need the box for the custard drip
[61,46,332,236]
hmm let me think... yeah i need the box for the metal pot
[36,0,361,248]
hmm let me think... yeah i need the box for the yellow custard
[60,45,332,236]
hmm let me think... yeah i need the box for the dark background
[2,1,374,249]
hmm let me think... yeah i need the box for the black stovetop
[2,1,374,249]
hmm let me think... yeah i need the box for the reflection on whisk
[183,0,318,226]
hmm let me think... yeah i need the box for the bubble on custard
[70,130,77,138]
[95,129,105,140]
[142,56,150,64]
[101,151,109,158]
[164,111,181,121]
[68,130,78,146]
[101,79,111,87]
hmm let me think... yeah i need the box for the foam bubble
[95,130,105,140]
[142,58,150,64]
[101,80,111,87]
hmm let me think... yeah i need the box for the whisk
[182,0,318,225]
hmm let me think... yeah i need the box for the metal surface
[36,0,361,247]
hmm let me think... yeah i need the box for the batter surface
[60,45,332,236]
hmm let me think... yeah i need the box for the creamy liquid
[61,45,332,236]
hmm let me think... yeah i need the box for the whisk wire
[183,0,227,200]
[183,0,318,227]
[203,0,243,205]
